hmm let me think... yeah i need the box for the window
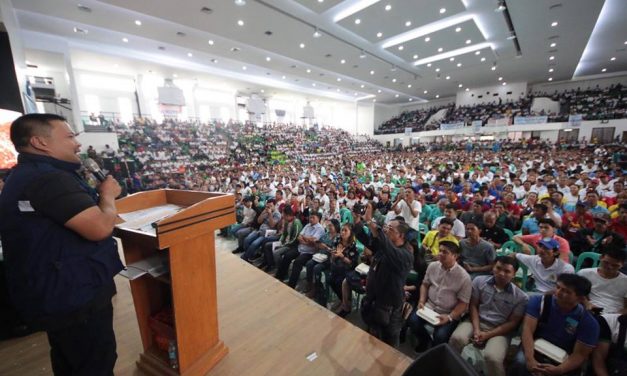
[591,127,614,144]
[558,129,579,143]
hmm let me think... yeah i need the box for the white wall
[356,102,374,135]
[456,82,527,106]
[373,103,399,130]
[75,70,138,119]
[77,132,119,152]
[531,97,560,115]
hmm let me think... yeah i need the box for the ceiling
[9,0,627,105]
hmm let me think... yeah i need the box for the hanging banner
[404,127,412,136]
[568,114,583,127]
[472,120,483,134]
[440,122,464,130]
[514,116,548,125]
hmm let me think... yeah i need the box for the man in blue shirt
[521,203,548,235]
[509,274,599,376]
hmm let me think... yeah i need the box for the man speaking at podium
[0,114,123,375]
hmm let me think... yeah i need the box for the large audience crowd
[377,84,627,134]
[86,116,627,375]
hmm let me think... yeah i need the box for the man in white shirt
[431,204,465,239]
[514,238,574,294]
[577,247,627,315]
[392,187,421,231]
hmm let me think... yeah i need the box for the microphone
[83,158,107,182]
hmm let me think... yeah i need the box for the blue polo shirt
[526,295,599,352]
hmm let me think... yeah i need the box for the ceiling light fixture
[502,82,507,85]
[427,63,432,67]
[610,56,616,61]
[424,90,428,94]
[370,70,375,75]
[550,42,556,48]
[465,87,469,91]
[377,32,383,38]
[242,66,247,70]
[549,56,555,60]
[445,76,450,80]
[549,68,554,72]
[300,43,305,48]
[498,77,503,81]
[234,0,246,6]
[458,84,463,88]
[466,39,472,44]
[187,52,193,57]
[73,27,88,34]
[395,94,399,97]
[407,84,412,88]
[208,40,214,45]
[551,21,558,27]
[449,57,455,61]
[398,45,404,50]
[135,20,142,26]
[435,68,440,72]
[237,20,244,26]
[439,8,446,14]
[435,95,439,98]
[455,27,462,32]
[409,98,413,101]
[392,78,397,82]
[337,78,342,81]
[306,69,311,73]
[457,63,462,67]
[382,13,474,48]
[425,37,431,42]
[377,89,382,93]
[438,47,443,52]
[360,51,367,58]
[355,18,361,24]
[266,57,271,61]
[602,68,607,72]
[122,38,129,43]
[385,4,392,11]
[313,28,322,38]
[481,57,486,62]
[495,1,506,12]
[405,21,412,27]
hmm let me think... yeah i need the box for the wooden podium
[114,189,235,376]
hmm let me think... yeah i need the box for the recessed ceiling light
[260,89,265,93]
[340,59,346,64]
[370,70,375,75]
[306,69,311,73]
[625,41,627,45]
[438,47,443,52]
[282,75,286,79]
[491,65,496,71]
[465,87,469,91]
[355,18,361,24]
[457,63,462,67]
[407,84,412,88]
[498,77,503,81]
[466,39,471,44]
[172,73,177,78]
[300,43,305,48]
[435,94,439,98]
[234,0,246,6]
[360,84,365,88]
[458,84,462,88]
[122,38,129,43]
[242,66,247,70]
[549,56,555,60]
[405,21,412,27]
[548,77,553,81]
[549,68,554,73]
[445,76,450,80]
[449,57,455,61]
[208,40,214,45]
[502,82,507,85]
[392,78,397,82]
[385,4,392,11]
[135,20,142,26]
[602,68,607,72]
[440,8,446,14]
[551,21,558,27]
[73,27,88,34]
[427,63,432,67]
[481,57,486,62]
[337,78,342,81]
[435,68,440,72]
[187,52,193,57]
[377,32,383,38]
[413,54,419,59]
[425,37,430,42]
[237,20,244,26]
[265,56,271,62]
[475,51,481,55]
[409,98,413,101]
[312,83,316,87]
[377,89,382,93]
[423,90,428,94]
[398,45,404,50]
[336,88,340,92]
[456,27,462,32]
[610,57,616,61]
[550,42,556,48]
[313,29,322,38]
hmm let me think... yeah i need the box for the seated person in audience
[261,206,302,272]
[431,204,465,239]
[586,190,610,215]
[541,197,563,228]
[494,201,516,230]
[459,201,485,228]
[521,203,548,235]
[327,224,359,316]
[608,203,627,241]
[591,313,627,376]
[422,217,459,256]
[514,238,575,294]
[577,246,627,315]
[508,274,599,376]
[230,196,256,237]
[513,218,571,263]
[426,198,448,228]
[408,241,471,352]
[561,202,594,240]
[481,211,510,249]
[275,212,325,288]
[449,256,528,376]
[304,219,339,303]
[392,187,421,231]
[460,222,496,278]
[241,199,282,262]
[570,212,625,256]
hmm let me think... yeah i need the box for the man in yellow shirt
[422,217,459,255]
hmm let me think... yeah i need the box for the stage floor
[0,237,412,375]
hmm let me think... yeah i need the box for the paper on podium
[534,339,568,364]
[416,306,441,326]
[116,204,184,235]
[119,254,169,280]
